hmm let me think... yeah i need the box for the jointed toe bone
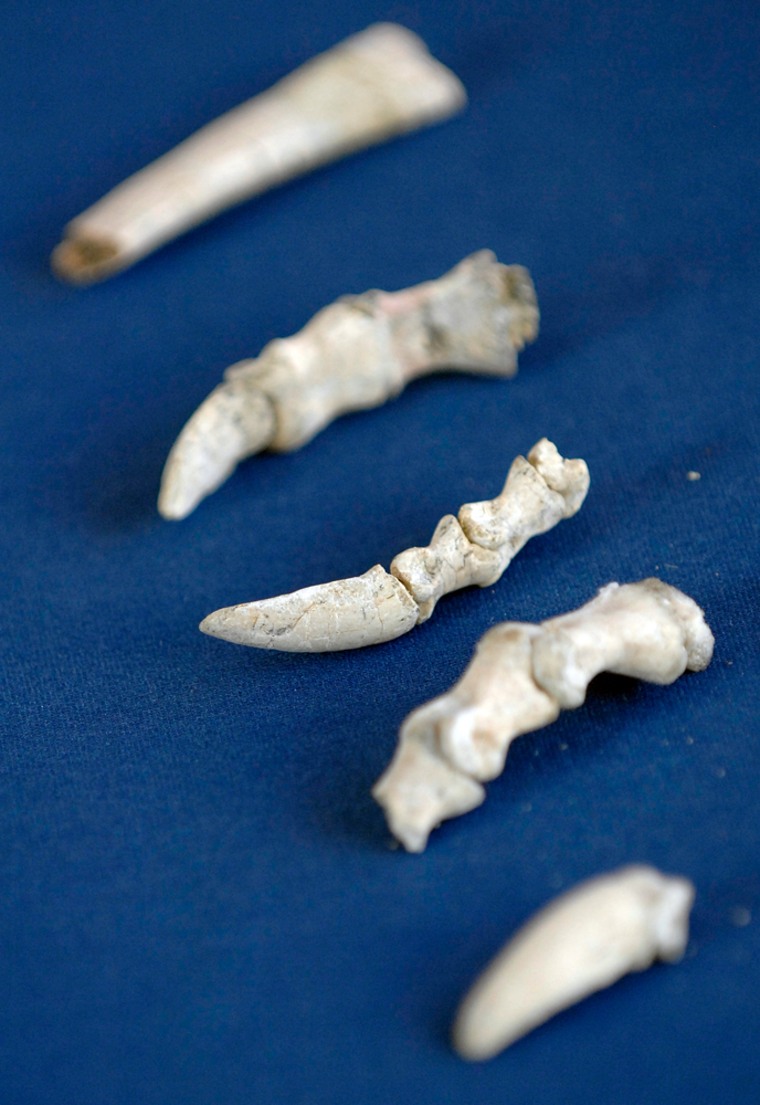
[373,579,714,851]
[200,439,589,652]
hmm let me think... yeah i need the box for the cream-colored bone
[158,251,539,520]
[199,440,588,652]
[390,515,504,623]
[452,866,695,1060]
[390,440,584,623]
[200,565,419,653]
[52,24,466,284]
[533,577,716,708]
[373,580,714,851]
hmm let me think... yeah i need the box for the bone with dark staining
[453,866,695,1061]
[158,251,539,520]
[372,579,714,852]
[52,24,466,284]
[199,439,589,652]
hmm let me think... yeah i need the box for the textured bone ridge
[158,250,539,519]
[390,515,503,623]
[390,440,588,623]
[52,24,466,284]
[199,440,587,652]
[452,865,695,1060]
[372,580,713,851]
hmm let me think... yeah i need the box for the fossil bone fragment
[373,580,714,851]
[452,865,695,1060]
[52,24,466,284]
[158,251,539,519]
[199,439,588,652]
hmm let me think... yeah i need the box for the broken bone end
[500,263,540,351]
[54,25,467,284]
[642,870,696,962]
[527,438,590,517]
[353,23,468,123]
[51,234,123,285]
[638,577,715,671]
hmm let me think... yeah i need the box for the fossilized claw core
[52,23,466,284]
[372,579,714,851]
[199,439,588,652]
[158,250,539,519]
[452,866,695,1060]
[200,566,419,653]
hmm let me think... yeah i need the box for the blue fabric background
[1,1,758,1101]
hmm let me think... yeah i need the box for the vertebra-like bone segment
[391,438,585,623]
[453,866,695,1060]
[158,251,539,519]
[52,24,466,284]
[199,439,589,652]
[373,580,714,852]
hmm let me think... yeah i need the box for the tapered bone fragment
[158,251,539,519]
[453,866,695,1060]
[52,23,466,284]
[200,439,588,651]
[373,580,713,851]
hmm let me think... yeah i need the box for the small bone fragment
[452,866,695,1060]
[158,251,539,519]
[52,24,466,284]
[373,580,713,851]
[199,439,588,652]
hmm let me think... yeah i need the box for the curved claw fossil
[453,866,695,1060]
[372,579,714,851]
[52,23,466,284]
[199,439,589,652]
[158,251,539,519]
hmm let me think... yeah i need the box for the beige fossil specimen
[158,251,539,519]
[452,865,695,1060]
[199,439,589,651]
[52,24,466,284]
[373,580,714,851]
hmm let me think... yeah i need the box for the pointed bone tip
[157,502,191,522]
[157,478,197,521]
[452,1015,520,1062]
[51,235,123,285]
[199,566,419,652]
[199,608,238,641]
[158,382,276,520]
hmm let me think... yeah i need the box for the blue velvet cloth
[1,1,758,1101]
